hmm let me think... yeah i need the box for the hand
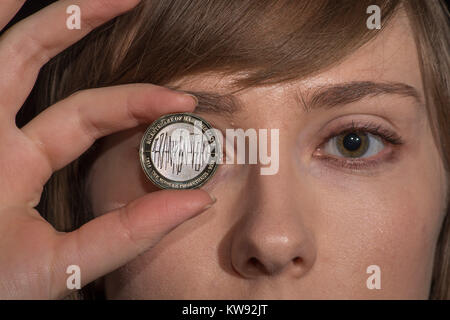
[0,0,215,299]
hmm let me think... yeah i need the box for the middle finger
[0,0,141,118]
[18,84,197,208]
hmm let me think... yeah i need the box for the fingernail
[184,94,198,107]
[203,194,217,211]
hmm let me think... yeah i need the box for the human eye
[313,120,404,171]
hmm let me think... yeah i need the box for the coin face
[139,113,220,189]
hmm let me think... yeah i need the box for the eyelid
[319,120,404,147]
[312,119,404,171]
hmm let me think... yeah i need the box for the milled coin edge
[139,112,219,189]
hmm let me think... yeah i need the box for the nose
[231,230,315,278]
[230,168,317,279]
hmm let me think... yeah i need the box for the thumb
[51,189,215,299]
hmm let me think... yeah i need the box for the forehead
[170,9,423,103]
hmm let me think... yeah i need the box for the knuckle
[3,27,51,69]
[82,0,127,31]
[118,204,141,249]
[69,92,104,142]
[76,108,102,143]
[21,129,55,175]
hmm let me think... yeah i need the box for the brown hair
[17,0,449,299]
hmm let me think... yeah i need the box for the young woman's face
[88,12,448,298]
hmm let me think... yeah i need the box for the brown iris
[336,132,369,158]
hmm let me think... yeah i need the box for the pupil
[343,133,362,151]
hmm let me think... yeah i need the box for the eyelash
[137,121,404,172]
[314,121,404,170]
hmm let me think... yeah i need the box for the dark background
[1,0,58,35]
[3,0,57,30]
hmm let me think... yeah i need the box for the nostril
[293,256,303,265]
[249,257,259,267]
[248,257,266,273]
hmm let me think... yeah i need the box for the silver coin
[139,113,220,189]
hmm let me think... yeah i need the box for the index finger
[0,0,26,31]
[0,0,141,116]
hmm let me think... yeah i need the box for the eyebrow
[299,81,422,112]
[187,91,242,116]
[186,81,422,115]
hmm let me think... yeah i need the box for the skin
[0,0,215,299]
[88,9,448,299]
[0,0,446,300]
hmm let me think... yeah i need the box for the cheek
[89,147,159,215]
[310,152,445,297]
[105,185,240,299]
[106,228,218,298]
